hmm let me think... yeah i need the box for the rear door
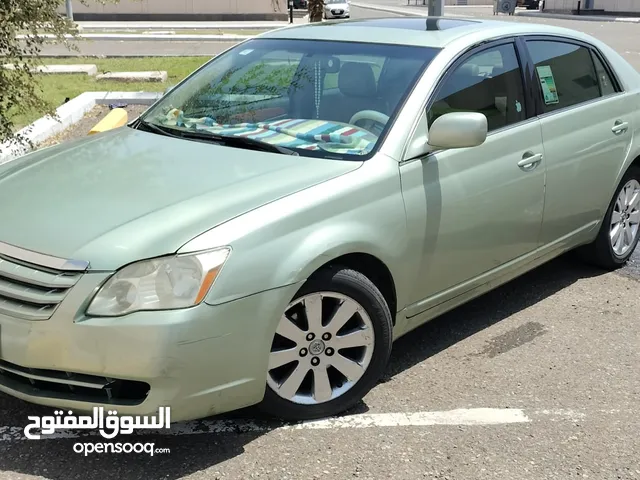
[522,37,633,245]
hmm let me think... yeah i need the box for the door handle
[612,121,629,135]
[517,152,543,171]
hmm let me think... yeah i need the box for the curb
[2,63,99,75]
[515,10,640,22]
[349,2,428,17]
[89,108,129,135]
[0,91,161,164]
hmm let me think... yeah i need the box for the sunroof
[339,17,478,31]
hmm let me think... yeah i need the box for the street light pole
[427,0,444,16]
[65,0,74,20]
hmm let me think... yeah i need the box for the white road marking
[0,407,585,442]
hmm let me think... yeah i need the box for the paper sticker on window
[536,65,559,105]
[239,49,254,56]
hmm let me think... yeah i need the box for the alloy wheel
[267,292,375,405]
[610,179,640,257]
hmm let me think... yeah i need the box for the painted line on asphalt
[0,408,585,442]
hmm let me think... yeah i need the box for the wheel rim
[610,179,640,257]
[267,292,375,405]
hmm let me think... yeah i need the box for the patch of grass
[10,57,208,129]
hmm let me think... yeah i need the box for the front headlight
[86,247,230,317]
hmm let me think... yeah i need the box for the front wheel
[578,166,640,269]
[259,267,393,421]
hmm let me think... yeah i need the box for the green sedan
[0,17,638,423]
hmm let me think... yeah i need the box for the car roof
[259,17,597,50]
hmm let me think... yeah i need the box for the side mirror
[427,112,487,149]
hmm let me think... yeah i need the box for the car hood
[0,126,362,270]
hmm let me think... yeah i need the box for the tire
[259,266,393,421]
[577,165,640,270]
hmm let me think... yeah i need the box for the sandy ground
[38,104,149,148]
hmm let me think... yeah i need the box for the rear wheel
[259,267,393,421]
[578,166,640,269]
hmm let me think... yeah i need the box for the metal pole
[428,0,444,16]
[289,0,293,23]
[65,0,74,20]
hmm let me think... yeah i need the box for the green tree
[0,0,104,149]
[308,0,324,22]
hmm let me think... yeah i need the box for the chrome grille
[0,254,82,320]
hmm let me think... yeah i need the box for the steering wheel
[349,110,390,135]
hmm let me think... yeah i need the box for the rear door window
[526,40,601,113]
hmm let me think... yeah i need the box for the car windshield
[140,38,440,159]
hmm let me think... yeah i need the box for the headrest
[339,62,377,97]
[455,63,480,77]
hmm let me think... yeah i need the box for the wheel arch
[303,252,398,325]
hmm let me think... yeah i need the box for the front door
[400,40,547,316]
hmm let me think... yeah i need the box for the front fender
[179,154,418,311]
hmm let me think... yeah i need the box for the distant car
[0,18,639,423]
[293,0,308,9]
[324,0,350,19]
[518,0,540,9]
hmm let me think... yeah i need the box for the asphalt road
[37,4,640,72]
[4,3,640,479]
[0,253,638,479]
[37,6,401,57]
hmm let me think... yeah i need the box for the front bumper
[0,271,303,422]
[325,9,350,18]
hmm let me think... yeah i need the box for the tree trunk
[308,0,324,22]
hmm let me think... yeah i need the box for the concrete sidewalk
[353,1,640,22]
[350,2,493,18]
[516,10,640,23]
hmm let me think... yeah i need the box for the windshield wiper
[134,119,185,139]
[134,118,298,156]
[178,129,299,156]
